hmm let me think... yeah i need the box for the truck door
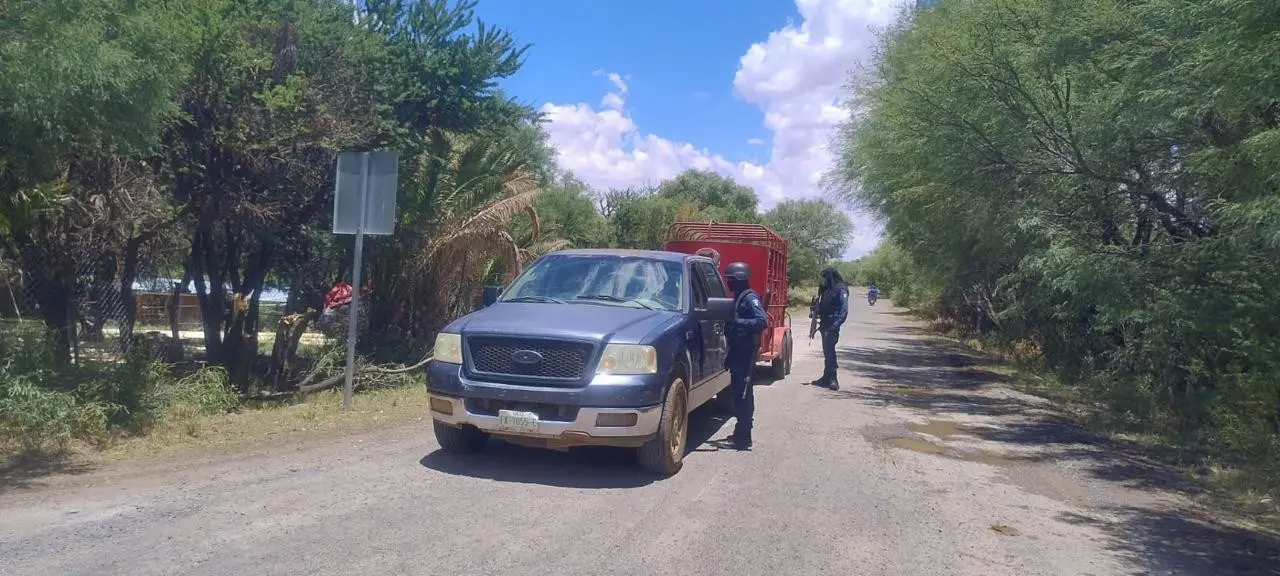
[692,260,728,383]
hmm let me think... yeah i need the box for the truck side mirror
[482,285,502,307]
[703,297,735,322]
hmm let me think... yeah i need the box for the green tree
[832,0,1280,480]
[531,173,610,249]
[655,169,759,223]
[0,0,197,362]
[763,199,854,286]
[608,190,701,250]
[142,0,534,387]
[831,259,863,286]
[158,0,391,387]
[374,129,544,344]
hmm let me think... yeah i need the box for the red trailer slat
[662,222,793,376]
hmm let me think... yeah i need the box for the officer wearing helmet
[722,261,768,450]
[810,266,849,390]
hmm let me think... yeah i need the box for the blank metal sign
[333,151,398,235]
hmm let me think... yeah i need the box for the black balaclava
[820,267,845,290]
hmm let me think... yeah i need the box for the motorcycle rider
[723,261,767,450]
[809,267,849,390]
[868,281,880,305]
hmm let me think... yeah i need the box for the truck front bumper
[428,393,662,449]
[426,361,666,450]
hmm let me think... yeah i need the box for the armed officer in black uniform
[722,261,768,450]
[810,266,849,390]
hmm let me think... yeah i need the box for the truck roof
[550,248,702,264]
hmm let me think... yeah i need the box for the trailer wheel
[771,334,791,380]
[783,333,794,376]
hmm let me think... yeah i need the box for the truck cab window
[502,254,684,311]
[695,261,728,299]
[689,262,709,309]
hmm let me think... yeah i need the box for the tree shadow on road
[419,405,731,488]
[832,338,1214,495]
[0,451,96,496]
[835,337,1001,394]
[843,386,1035,417]
[1057,507,1280,576]
[871,323,933,336]
[829,331,1280,575]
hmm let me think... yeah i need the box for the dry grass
[97,385,428,461]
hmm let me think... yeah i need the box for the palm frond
[380,127,550,340]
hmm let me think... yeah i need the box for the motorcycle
[867,290,878,306]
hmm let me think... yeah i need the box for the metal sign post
[333,151,398,409]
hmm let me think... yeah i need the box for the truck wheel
[771,335,791,380]
[638,377,688,476]
[782,334,794,376]
[433,421,489,453]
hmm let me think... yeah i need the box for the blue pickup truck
[426,248,738,475]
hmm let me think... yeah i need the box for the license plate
[498,410,540,433]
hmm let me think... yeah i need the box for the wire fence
[0,254,305,368]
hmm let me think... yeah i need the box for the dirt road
[2,299,1277,575]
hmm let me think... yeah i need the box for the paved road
[2,300,1277,575]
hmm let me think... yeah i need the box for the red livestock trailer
[663,222,794,378]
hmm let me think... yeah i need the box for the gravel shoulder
[2,300,1277,576]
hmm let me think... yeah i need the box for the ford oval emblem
[511,349,544,365]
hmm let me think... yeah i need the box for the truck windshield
[501,254,684,312]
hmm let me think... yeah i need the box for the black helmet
[725,261,751,282]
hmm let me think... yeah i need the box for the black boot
[732,423,753,450]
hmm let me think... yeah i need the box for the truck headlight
[596,344,658,375]
[432,332,463,364]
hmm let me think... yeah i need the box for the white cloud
[747,138,766,146]
[541,70,754,193]
[600,92,625,111]
[540,0,906,258]
[594,70,630,94]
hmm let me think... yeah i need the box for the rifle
[807,295,820,345]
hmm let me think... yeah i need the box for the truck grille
[467,336,592,380]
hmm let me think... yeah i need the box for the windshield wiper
[505,295,566,304]
[575,294,655,310]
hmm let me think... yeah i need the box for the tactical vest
[819,283,848,325]
[733,288,763,363]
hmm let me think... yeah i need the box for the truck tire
[784,334,794,376]
[771,334,792,380]
[433,421,489,453]
[638,377,688,476]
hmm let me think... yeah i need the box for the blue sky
[473,0,907,259]
[475,0,798,165]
